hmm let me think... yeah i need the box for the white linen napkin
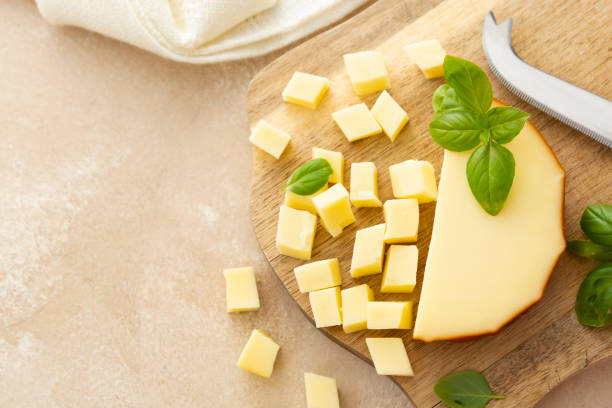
[35,0,370,63]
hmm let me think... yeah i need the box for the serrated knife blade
[482,11,612,148]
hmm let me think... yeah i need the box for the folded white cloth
[36,0,369,64]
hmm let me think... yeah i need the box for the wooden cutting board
[247,0,612,406]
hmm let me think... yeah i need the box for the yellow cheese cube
[365,338,414,376]
[343,51,390,95]
[312,183,355,238]
[404,39,447,79]
[313,147,344,184]
[332,103,382,142]
[304,372,340,408]
[309,287,342,328]
[389,160,438,203]
[367,301,412,329]
[282,72,330,109]
[223,267,260,312]
[350,162,382,208]
[350,223,386,278]
[237,329,280,378]
[249,120,291,159]
[341,284,373,333]
[276,205,317,260]
[294,258,342,293]
[381,245,418,293]
[383,199,419,243]
[371,90,409,141]
[284,184,328,214]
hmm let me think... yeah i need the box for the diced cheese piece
[365,338,414,376]
[350,224,386,278]
[284,184,328,214]
[341,284,374,333]
[236,329,280,378]
[294,258,342,293]
[383,199,419,243]
[282,72,330,109]
[371,91,409,141]
[350,162,382,208]
[313,184,355,237]
[389,160,438,203]
[413,103,566,341]
[249,120,291,159]
[332,103,382,142]
[276,205,317,260]
[367,301,412,329]
[313,147,344,184]
[309,287,342,328]
[381,245,418,293]
[343,51,390,95]
[404,40,447,79]
[304,372,340,408]
[223,267,260,312]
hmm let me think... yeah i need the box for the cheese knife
[482,11,612,148]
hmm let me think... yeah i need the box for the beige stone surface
[0,0,609,407]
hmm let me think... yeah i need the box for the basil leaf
[575,262,612,328]
[433,84,465,115]
[466,141,515,216]
[284,158,332,195]
[434,370,505,408]
[429,111,488,152]
[580,203,612,247]
[486,107,530,144]
[568,240,612,261]
[443,55,493,114]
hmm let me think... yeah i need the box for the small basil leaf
[486,107,530,144]
[580,203,612,247]
[434,370,505,408]
[443,55,493,114]
[429,111,488,152]
[466,141,515,216]
[284,158,332,195]
[433,84,464,115]
[568,240,612,261]
[575,262,612,328]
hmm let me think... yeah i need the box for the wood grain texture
[247,0,612,406]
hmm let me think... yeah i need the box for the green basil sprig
[580,203,612,247]
[434,370,505,408]
[283,158,332,195]
[429,55,530,216]
[567,240,612,262]
[575,263,612,327]
[569,204,612,262]
[569,203,612,327]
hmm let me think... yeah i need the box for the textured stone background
[0,0,609,407]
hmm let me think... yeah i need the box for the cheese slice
[313,147,344,184]
[304,372,340,408]
[282,72,329,109]
[236,329,280,378]
[332,103,382,142]
[350,224,386,278]
[413,106,565,341]
[404,40,447,79]
[284,184,327,214]
[367,301,412,330]
[294,258,342,293]
[341,284,373,333]
[365,338,414,376]
[249,120,291,159]
[309,287,343,328]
